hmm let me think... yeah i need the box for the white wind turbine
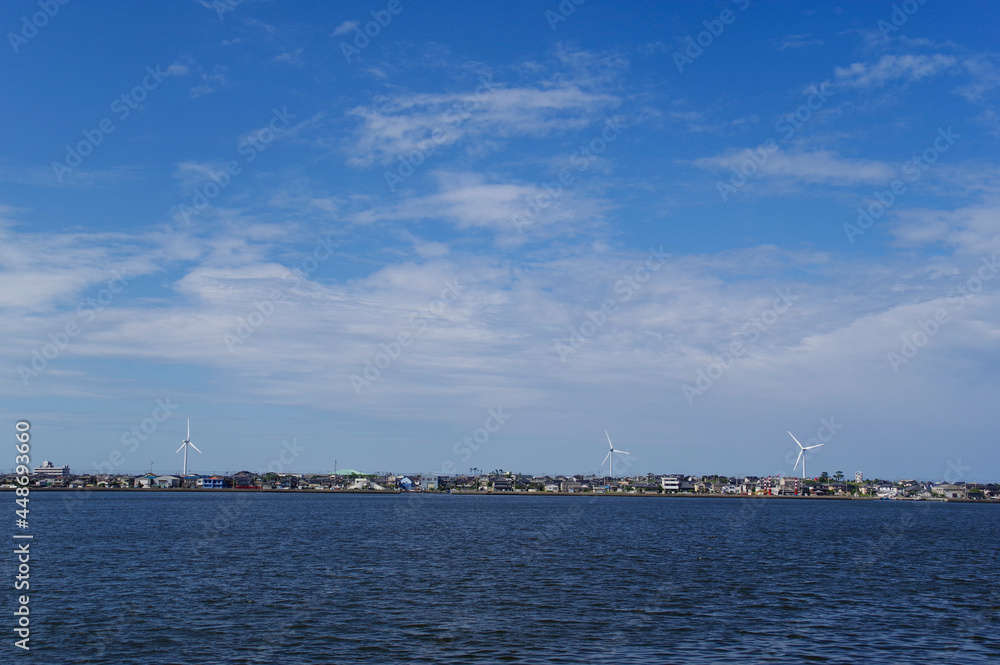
[602,431,631,480]
[788,431,823,480]
[176,419,202,477]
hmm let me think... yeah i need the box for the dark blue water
[7,493,1000,663]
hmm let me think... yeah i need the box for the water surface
[14,493,1000,663]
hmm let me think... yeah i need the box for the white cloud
[772,34,824,50]
[694,149,895,184]
[272,48,304,65]
[352,171,606,236]
[345,77,620,167]
[891,200,1000,257]
[332,20,359,37]
[833,54,958,88]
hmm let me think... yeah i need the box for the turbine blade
[794,449,804,471]
[189,443,202,454]
[602,452,611,465]
[175,443,186,454]
[613,450,631,455]
[788,431,805,450]
[804,443,825,450]
[606,431,613,450]
[187,419,190,439]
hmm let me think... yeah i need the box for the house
[560,481,582,493]
[492,478,513,492]
[277,475,300,489]
[932,483,968,499]
[232,471,257,488]
[198,476,230,489]
[349,477,385,490]
[134,473,156,488]
[154,475,182,488]
[876,484,899,499]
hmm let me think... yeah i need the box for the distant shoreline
[5,487,995,503]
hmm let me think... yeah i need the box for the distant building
[34,460,70,478]
[135,473,157,488]
[932,483,967,499]
[232,471,257,488]
[876,484,899,499]
[660,475,683,492]
[855,471,863,483]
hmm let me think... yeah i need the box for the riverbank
[4,487,994,502]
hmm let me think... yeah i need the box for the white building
[932,483,967,499]
[660,475,683,492]
[34,460,70,478]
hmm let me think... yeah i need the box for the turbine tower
[176,419,202,477]
[788,431,823,480]
[602,431,631,480]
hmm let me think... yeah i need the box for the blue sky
[3,0,999,481]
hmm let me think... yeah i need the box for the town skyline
[4,1,1000,480]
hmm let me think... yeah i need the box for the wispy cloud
[833,54,958,88]
[332,20,358,37]
[772,34,824,50]
[344,59,622,167]
[693,150,895,185]
[272,48,304,65]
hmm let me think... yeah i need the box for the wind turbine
[788,431,823,480]
[602,431,631,480]
[176,419,202,477]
